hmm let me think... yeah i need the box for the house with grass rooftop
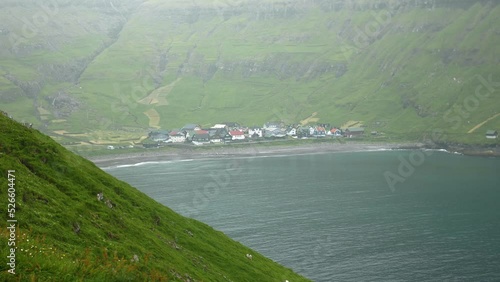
[344,127,365,138]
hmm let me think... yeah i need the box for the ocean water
[105,151,500,281]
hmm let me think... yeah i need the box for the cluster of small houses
[144,122,368,147]
[0,110,497,146]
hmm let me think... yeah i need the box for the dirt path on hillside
[300,112,319,125]
[144,108,161,128]
[467,113,500,133]
[138,77,182,106]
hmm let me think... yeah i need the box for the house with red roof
[195,129,209,135]
[169,131,186,143]
[313,126,326,137]
[328,128,342,137]
[229,130,246,141]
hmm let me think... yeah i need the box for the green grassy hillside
[0,0,499,145]
[0,114,309,281]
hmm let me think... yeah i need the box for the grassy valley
[0,0,499,147]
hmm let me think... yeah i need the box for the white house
[212,124,228,130]
[248,127,263,138]
[263,122,283,131]
[286,127,297,136]
[486,130,498,139]
[309,126,315,136]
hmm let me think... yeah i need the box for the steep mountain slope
[0,0,498,144]
[0,114,309,281]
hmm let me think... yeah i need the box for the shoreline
[87,141,500,168]
[88,142,427,168]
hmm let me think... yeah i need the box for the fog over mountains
[0,0,498,144]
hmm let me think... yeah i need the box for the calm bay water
[105,151,500,281]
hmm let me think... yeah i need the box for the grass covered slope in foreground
[0,115,309,281]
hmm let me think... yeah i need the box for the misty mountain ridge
[0,0,498,146]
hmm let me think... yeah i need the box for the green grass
[0,114,309,281]
[0,1,499,145]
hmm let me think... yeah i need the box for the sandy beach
[88,142,426,168]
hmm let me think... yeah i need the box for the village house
[296,126,312,138]
[309,126,315,136]
[486,130,498,139]
[169,131,187,143]
[210,133,224,144]
[328,128,342,137]
[195,129,209,135]
[208,127,228,136]
[344,127,365,138]
[208,128,229,143]
[212,124,228,130]
[274,129,287,138]
[192,133,211,145]
[248,127,263,138]
[148,130,170,142]
[181,124,201,131]
[313,126,327,137]
[229,130,246,141]
[223,132,234,143]
[263,121,284,131]
[318,123,331,130]
[286,126,297,137]
[264,128,286,138]
[264,130,275,138]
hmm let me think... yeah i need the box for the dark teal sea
[105,150,500,281]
